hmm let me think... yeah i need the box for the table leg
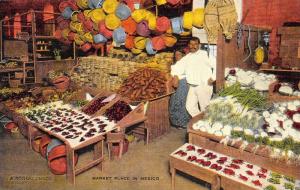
[66,145,75,185]
[28,124,33,149]
[171,167,176,190]
[93,139,103,171]
[211,175,221,190]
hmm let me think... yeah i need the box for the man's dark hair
[173,48,185,63]
[189,37,200,44]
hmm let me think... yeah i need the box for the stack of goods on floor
[71,56,140,91]
[172,144,300,190]
[55,0,205,55]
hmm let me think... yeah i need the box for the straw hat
[156,16,171,33]
[61,28,71,39]
[83,32,94,43]
[74,34,85,45]
[162,34,177,47]
[192,8,204,28]
[67,31,76,41]
[136,21,150,37]
[115,3,131,20]
[121,17,137,35]
[131,47,143,54]
[147,13,156,30]
[76,0,89,9]
[125,35,135,49]
[83,9,93,18]
[151,36,165,51]
[103,0,119,14]
[134,36,147,50]
[156,0,167,5]
[98,21,113,39]
[183,11,193,30]
[105,14,121,30]
[83,18,94,31]
[91,8,106,23]
[71,11,80,22]
[131,9,146,23]
[61,7,73,19]
[170,17,183,34]
[113,27,126,44]
[145,39,157,55]
[93,33,108,43]
[70,21,78,32]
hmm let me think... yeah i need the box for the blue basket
[171,17,184,34]
[113,27,126,44]
[115,3,131,20]
[94,33,108,43]
[145,39,157,55]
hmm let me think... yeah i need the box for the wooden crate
[143,93,172,141]
[268,81,300,102]
[187,114,300,179]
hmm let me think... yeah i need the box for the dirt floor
[0,127,209,190]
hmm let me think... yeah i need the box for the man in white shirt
[172,37,216,117]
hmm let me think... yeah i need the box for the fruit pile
[82,96,108,115]
[104,101,132,122]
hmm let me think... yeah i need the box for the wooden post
[171,167,175,190]
[0,20,3,61]
[31,10,37,83]
[211,175,221,190]
[66,145,76,185]
[93,140,103,170]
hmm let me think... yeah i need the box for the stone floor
[0,127,209,190]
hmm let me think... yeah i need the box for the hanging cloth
[3,16,11,37]
[43,2,54,22]
[13,13,21,38]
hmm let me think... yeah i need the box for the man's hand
[207,78,215,86]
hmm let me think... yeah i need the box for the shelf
[35,36,56,39]
[36,50,50,52]
[259,69,300,73]
[36,59,75,63]
[25,67,34,70]
[0,68,23,73]
[36,43,51,45]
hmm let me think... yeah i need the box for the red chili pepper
[246,170,254,176]
[219,156,228,161]
[186,145,195,151]
[197,148,206,154]
[257,173,266,179]
[260,168,268,173]
[223,168,235,175]
[246,164,253,169]
[252,180,262,186]
[232,159,243,164]
[239,174,248,181]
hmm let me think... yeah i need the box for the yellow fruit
[254,46,264,64]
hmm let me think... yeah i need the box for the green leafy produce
[268,177,281,184]
[218,83,267,110]
[244,134,255,143]
[285,182,295,190]
[284,176,295,183]
[271,172,282,179]
[264,185,276,190]
[231,130,244,138]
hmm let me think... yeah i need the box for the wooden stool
[106,132,125,160]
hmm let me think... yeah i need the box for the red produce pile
[104,101,132,122]
[82,96,108,115]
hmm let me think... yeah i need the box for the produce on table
[104,101,132,122]
[225,67,276,91]
[0,61,18,69]
[218,83,268,110]
[274,82,300,97]
[82,96,108,115]
[172,144,300,190]
[19,101,116,144]
[118,68,169,101]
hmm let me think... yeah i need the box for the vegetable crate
[187,114,300,179]
[268,81,300,103]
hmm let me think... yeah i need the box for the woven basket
[204,1,220,44]
[268,81,300,102]
[217,2,238,40]
[9,79,21,88]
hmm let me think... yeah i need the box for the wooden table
[187,114,300,179]
[169,144,260,190]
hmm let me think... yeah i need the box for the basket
[9,79,21,88]
[52,76,70,91]
[15,72,25,79]
[268,81,300,102]
[39,134,52,158]
[47,145,78,175]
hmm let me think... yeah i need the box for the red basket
[52,76,70,91]
[39,134,52,158]
[112,139,129,156]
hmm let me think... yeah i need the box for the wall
[242,0,300,62]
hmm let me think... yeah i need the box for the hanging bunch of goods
[204,0,238,43]
[55,0,205,55]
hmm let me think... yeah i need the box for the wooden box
[187,114,300,179]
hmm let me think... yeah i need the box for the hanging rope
[236,22,243,48]
[242,25,252,63]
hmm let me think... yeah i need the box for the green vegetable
[284,182,295,190]
[268,177,281,184]
[284,176,295,183]
[231,130,244,138]
[271,172,282,179]
[262,137,271,146]
[244,134,255,143]
[218,83,267,110]
[264,185,276,190]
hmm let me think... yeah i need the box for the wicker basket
[15,72,25,79]
[9,79,21,88]
[268,81,300,102]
